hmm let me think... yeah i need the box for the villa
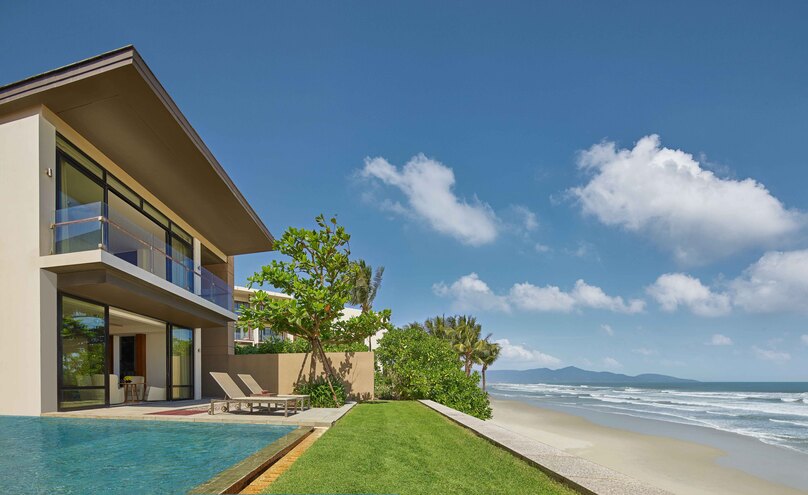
[233,285,380,347]
[0,46,275,415]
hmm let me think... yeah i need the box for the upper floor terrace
[0,46,274,328]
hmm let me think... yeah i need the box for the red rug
[147,408,208,416]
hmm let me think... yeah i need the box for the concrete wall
[146,332,166,388]
[206,352,375,401]
[0,110,58,415]
[200,256,235,397]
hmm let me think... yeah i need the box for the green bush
[235,338,368,355]
[374,372,394,400]
[295,376,347,408]
[375,327,492,419]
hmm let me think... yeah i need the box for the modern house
[0,47,274,415]
[232,286,363,346]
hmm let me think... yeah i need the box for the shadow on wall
[213,351,375,401]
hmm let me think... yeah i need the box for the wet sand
[490,398,808,495]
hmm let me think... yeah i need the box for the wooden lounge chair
[236,373,312,410]
[208,372,299,417]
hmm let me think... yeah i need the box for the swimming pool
[0,416,296,494]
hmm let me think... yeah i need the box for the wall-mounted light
[45,168,53,177]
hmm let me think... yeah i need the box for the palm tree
[475,339,501,391]
[447,315,487,376]
[349,260,384,348]
[424,315,451,339]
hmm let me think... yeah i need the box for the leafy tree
[474,339,501,391]
[349,259,385,349]
[423,315,490,376]
[375,326,492,419]
[240,215,392,403]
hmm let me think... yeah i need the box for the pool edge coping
[188,426,314,495]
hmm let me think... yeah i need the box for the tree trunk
[312,338,340,405]
[482,365,488,391]
[307,347,317,383]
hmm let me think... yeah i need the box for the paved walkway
[420,400,671,495]
[45,400,355,427]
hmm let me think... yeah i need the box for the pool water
[0,416,295,494]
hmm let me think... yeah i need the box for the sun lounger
[208,372,299,417]
[236,373,312,410]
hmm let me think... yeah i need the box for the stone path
[420,400,672,495]
[240,427,327,494]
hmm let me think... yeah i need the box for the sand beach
[490,398,808,495]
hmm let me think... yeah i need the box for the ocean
[489,382,808,455]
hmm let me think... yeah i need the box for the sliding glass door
[58,295,108,410]
[168,326,193,400]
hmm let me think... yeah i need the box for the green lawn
[265,401,578,495]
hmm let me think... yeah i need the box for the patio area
[43,400,355,427]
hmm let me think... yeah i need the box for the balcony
[51,202,232,312]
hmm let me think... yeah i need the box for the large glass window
[168,326,193,400]
[259,327,278,342]
[55,157,104,254]
[108,192,168,279]
[56,135,195,292]
[58,296,108,410]
[169,236,194,292]
[234,302,250,340]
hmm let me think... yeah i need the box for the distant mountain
[486,366,698,384]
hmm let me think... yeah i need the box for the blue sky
[4,1,808,380]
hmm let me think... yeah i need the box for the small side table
[123,382,145,403]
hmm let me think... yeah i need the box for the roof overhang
[41,250,236,328]
[0,46,273,256]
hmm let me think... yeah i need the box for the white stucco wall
[0,110,58,415]
[145,332,167,388]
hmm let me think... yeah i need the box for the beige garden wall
[205,352,375,401]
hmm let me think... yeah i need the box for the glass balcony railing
[51,202,233,312]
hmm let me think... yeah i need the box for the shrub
[375,327,492,419]
[295,376,347,408]
[374,372,394,400]
[235,338,367,355]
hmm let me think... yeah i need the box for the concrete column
[194,328,202,400]
[0,111,58,415]
[112,336,120,376]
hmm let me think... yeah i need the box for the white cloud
[435,274,644,314]
[572,280,645,314]
[648,250,808,316]
[565,241,599,260]
[534,243,551,253]
[730,250,808,313]
[802,335,808,346]
[508,283,576,312]
[571,135,802,264]
[361,154,498,246]
[706,334,733,346]
[511,205,538,232]
[647,273,731,317]
[494,339,562,368]
[432,273,510,313]
[602,357,622,369]
[599,324,614,337]
[632,348,657,356]
[752,346,791,363]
